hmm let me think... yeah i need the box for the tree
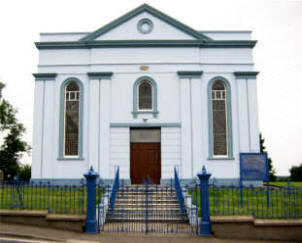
[0,82,30,180]
[260,133,276,181]
[290,164,302,181]
[18,164,31,182]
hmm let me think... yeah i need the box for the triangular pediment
[80,4,211,41]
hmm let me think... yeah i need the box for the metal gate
[96,168,198,234]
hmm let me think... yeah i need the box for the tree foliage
[260,133,276,181]
[18,164,31,182]
[290,164,302,181]
[0,82,30,180]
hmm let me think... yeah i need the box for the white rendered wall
[161,127,181,179]
[33,36,259,181]
[40,33,89,42]
[110,128,130,179]
[31,81,45,179]
[201,31,252,40]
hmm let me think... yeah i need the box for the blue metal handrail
[174,167,185,221]
[109,167,119,217]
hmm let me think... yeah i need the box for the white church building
[31,4,260,185]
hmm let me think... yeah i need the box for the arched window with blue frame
[208,77,233,159]
[59,77,84,159]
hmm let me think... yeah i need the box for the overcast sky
[0,0,301,176]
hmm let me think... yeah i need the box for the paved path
[0,223,293,243]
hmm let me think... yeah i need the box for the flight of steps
[106,184,188,222]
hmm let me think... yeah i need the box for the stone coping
[211,216,302,226]
[0,210,85,221]
[0,210,48,216]
[254,219,302,226]
[211,216,253,223]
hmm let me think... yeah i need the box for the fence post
[84,166,99,234]
[197,166,212,236]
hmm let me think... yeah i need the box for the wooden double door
[130,129,161,184]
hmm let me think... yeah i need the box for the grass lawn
[0,184,106,215]
[268,181,302,188]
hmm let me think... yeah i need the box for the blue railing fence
[174,167,185,221]
[0,180,86,214]
[109,167,120,218]
[1,166,302,235]
[210,184,302,219]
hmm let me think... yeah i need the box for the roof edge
[35,40,257,49]
[80,4,211,41]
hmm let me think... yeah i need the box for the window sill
[207,157,235,161]
[57,157,85,161]
[132,110,159,118]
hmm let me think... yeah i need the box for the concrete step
[117,191,177,196]
[105,185,188,225]
[120,185,174,188]
[108,208,182,215]
[102,221,192,233]
[116,193,177,196]
[114,203,180,207]
[114,205,180,211]
[114,199,179,203]
[106,217,189,223]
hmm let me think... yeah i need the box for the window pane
[139,81,152,110]
[70,92,75,100]
[213,81,225,90]
[66,81,79,91]
[64,82,80,156]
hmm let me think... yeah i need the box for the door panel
[130,143,161,184]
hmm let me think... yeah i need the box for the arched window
[208,77,233,159]
[138,81,152,110]
[59,78,83,159]
[64,82,80,156]
[212,80,227,156]
[132,76,158,118]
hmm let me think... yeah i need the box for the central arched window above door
[132,76,158,118]
[138,81,152,110]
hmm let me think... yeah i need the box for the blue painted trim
[207,157,235,161]
[137,18,153,34]
[131,111,159,117]
[87,72,113,79]
[80,4,210,41]
[58,77,84,160]
[207,76,233,159]
[57,157,85,161]
[132,76,158,118]
[110,122,181,128]
[234,71,259,79]
[35,40,256,49]
[177,71,203,78]
[33,73,57,81]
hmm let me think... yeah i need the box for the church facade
[31,4,260,184]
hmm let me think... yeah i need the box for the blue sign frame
[240,152,268,181]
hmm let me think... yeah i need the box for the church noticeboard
[240,153,268,181]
